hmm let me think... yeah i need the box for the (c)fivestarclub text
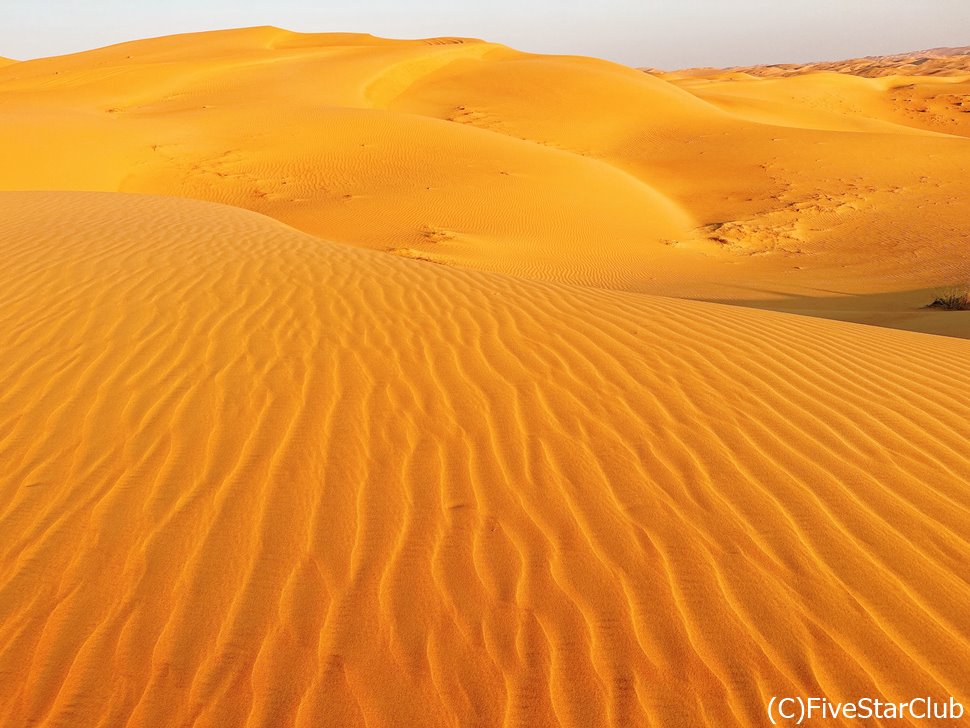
[768,696,964,724]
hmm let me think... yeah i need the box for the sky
[3,0,969,69]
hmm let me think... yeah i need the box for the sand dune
[714,46,970,78]
[664,68,970,139]
[1,191,969,728]
[0,29,967,333]
[2,29,970,728]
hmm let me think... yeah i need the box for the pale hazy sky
[3,0,969,69]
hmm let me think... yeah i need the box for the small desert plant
[927,285,970,311]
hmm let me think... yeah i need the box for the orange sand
[0,29,969,727]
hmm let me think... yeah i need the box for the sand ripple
[1,192,968,727]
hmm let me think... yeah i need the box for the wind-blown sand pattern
[1,29,969,728]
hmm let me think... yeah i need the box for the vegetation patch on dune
[928,285,970,310]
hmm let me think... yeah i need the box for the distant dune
[721,46,970,78]
[1,29,967,334]
[1,29,969,728]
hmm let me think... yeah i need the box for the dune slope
[0,29,693,290]
[0,29,968,325]
[1,191,969,727]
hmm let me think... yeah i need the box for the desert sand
[0,29,969,727]
[705,46,970,78]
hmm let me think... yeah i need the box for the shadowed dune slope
[1,191,969,727]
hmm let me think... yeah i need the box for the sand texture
[1,29,969,728]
